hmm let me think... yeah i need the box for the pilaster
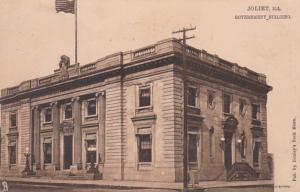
[33,106,41,170]
[51,102,60,170]
[97,92,106,164]
[73,97,82,170]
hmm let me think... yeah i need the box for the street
[5,183,274,192]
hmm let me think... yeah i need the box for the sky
[0,0,300,191]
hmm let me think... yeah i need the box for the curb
[205,184,274,189]
[5,179,184,191]
[3,177,273,191]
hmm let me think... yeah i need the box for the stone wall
[0,99,31,176]
[181,66,270,181]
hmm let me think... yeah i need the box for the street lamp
[219,137,225,150]
[22,147,31,173]
[237,133,246,161]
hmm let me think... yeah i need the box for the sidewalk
[0,176,274,191]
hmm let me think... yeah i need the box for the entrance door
[224,133,233,170]
[63,135,73,169]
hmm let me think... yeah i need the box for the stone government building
[0,38,272,182]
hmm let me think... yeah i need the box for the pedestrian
[1,180,8,192]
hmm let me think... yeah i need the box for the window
[253,142,261,167]
[64,104,73,120]
[239,99,246,116]
[188,87,197,107]
[44,108,52,123]
[188,134,198,162]
[86,99,97,117]
[85,133,97,164]
[43,137,52,164]
[223,94,231,113]
[207,91,215,109]
[8,140,17,165]
[252,104,260,120]
[10,112,17,128]
[139,86,151,107]
[138,134,152,163]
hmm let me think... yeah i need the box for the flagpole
[75,0,78,65]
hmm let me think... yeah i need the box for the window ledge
[136,106,153,114]
[187,104,198,108]
[223,113,233,116]
[40,127,53,133]
[62,118,74,122]
[43,121,53,126]
[187,106,201,114]
[9,164,17,168]
[85,115,98,120]
[138,162,152,170]
[7,130,19,137]
[132,113,156,122]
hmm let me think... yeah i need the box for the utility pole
[172,26,196,192]
[74,0,78,65]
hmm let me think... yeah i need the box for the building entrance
[63,135,73,169]
[224,132,233,170]
[223,116,238,171]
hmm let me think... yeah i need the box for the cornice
[0,38,272,104]
[0,54,175,104]
[177,54,272,94]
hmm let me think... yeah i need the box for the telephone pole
[172,26,196,191]
[74,0,78,65]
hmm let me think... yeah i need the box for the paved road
[4,183,177,192]
[5,183,274,192]
[205,186,273,192]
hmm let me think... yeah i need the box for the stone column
[52,102,60,170]
[97,92,106,163]
[73,97,82,170]
[33,106,41,170]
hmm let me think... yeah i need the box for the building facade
[0,38,272,182]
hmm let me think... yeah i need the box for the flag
[55,0,75,14]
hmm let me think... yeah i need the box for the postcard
[0,1,299,192]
